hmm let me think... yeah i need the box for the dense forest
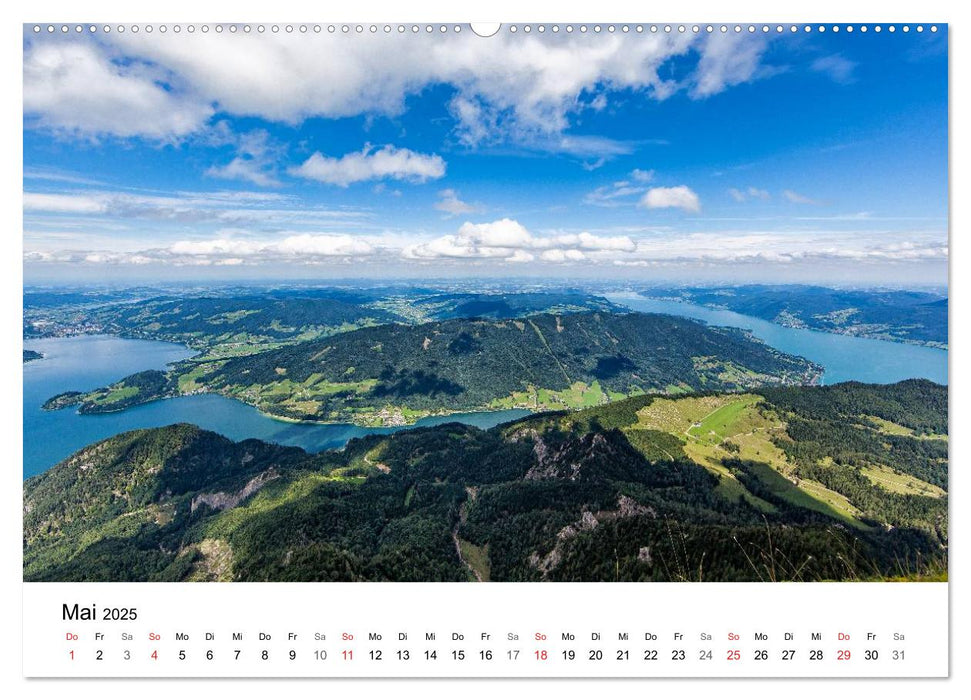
[643,285,948,347]
[45,311,821,424]
[24,380,947,583]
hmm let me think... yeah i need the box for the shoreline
[611,293,948,350]
[61,387,533,430]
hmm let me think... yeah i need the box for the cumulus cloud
[24,30,776,147]
[271,233,374,257]
[728,186,771,202]
[171,233,374,259]
[579,232,638,251]
[23,41,212,140]
[289,145,446,187]
[540,249,588,263]
[434,189,481,216]
[403,218,636,263]
[783,189,819,204]
[457,219,534,248]
[640,185,701,212]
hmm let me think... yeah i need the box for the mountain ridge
[44,311,822,426]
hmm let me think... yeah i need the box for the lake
[606,293,948,385]
[22,335,530,479]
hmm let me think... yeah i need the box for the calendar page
[20,14,951,683]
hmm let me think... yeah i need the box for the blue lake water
[606,293,948,385]
[22,335,530,479]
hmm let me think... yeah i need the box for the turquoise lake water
[606,293,948,386]
[23,297,947,479]
[22,335,529,479]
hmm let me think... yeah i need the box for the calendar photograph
[23,22,947,588]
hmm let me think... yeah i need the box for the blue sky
[23,24,948,285]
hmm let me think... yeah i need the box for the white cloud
[290,145,446,187]
[23,192,108,213]
[728,186,771,202]
[403,218,635,263]
[166,233,378,262]
[404,234,494,260]
[640,185,701,212]
[544,135,638,159]
[23,188,368,228]
[783,189,819,205]
[205,157,279,187]
[690,33,776,98]
[205,129,281,187]
[583,170,655,207]
[557,232,638,252]
[270,233,375,257]
[615,229,947,266]
[23,41,212,140]
[457,219,533,248]
[25,225,947,270]
[169,238,264,256]
[24,31,775,147]
[540,249,587,263]
[23,168,106,186]
[811,54,857,84]
[434,189,480,216]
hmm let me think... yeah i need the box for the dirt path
[452,487,484,582]
[452,526,484,582]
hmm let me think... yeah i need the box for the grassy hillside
[24,380,946,582]
[45,311,821,426]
